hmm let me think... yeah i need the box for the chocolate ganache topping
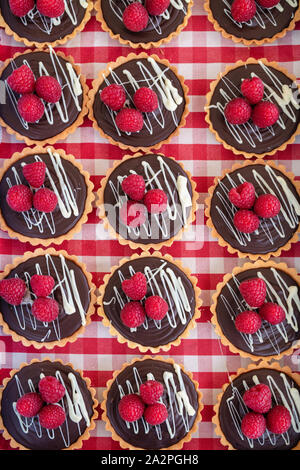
[218,367,300,450]
[105,358,199,449]
[1,360,95,450]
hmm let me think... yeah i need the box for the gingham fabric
[0,1,299,451]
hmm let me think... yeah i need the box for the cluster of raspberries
[122,0,171,33]
[230,0,281,23]
[9,0,65,19]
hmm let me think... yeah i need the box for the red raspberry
[224,98,252,125]
[35,76,62,103]
[120,201,147,228]
[16,392,43,418]
[31,297,59,322]
[145,0,170,15]
[0,278,27,306]
[38,404,66,429]
[36,0,65,18]
[121,272,147,301]
[241,412,266,439]
[233,209,260,233]
[257,0,280,7]
[239,278,267,308]
[144,189,168,214]
[145,295,169,321]
[140,380,164,405]
[121,174,146,201]
[123,2,149,32]
[17,94,45,123]
[228,182,256,209]
[259,302,286,325]
[133,87,159,113]
[6,184,33,212]
[241,77,264,105]
[254,194,281,219]
[9,0,34,17]
[243,384,272,414]
[118,394,145,422]
[144,402,168,426]
[38,376,66,404]
[235,310,262,334]
[30,274,55,298]
[100,84,126,111]
[266,405,291,434]
[22,161,46,188]
[252,101,279,128]
[120,301,146,328]
[33,188,58,213]
[115,108,144,133]
[7,65,35,94]
[231,0,256,22]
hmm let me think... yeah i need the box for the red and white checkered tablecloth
[0,1,299,451]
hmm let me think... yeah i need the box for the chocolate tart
[101,356,203,450]
[204,0,300,46]
[88,53,189,152]
[98,252,202,353]
[95,0,193,49]
[213,361,300,450]
[0,48,88,146]
[0,248,96,349]
[0,358,98,450]
[0,146,94,246]
[205,58,300,159]
[211,260,300,361]
[0,0,93,48]
[205,159,300,260]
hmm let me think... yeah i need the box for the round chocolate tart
[0,48,88,146]
[0,1,93,47]
[205,58,300,158]
[95,0,193,49]
[88,53,189,152]
[0,248,96,349]
[0,146,94,246]
[0,359,98,450]
[205,160,300,260]
[204,0,300,45]
[102,356,203,450]
[213,362,300,450]
[211,260,300,360]
[98,253,201,352]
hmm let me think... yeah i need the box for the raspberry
[6,184,33,212]
[254,194,281,219]
[0,278,27,306]
[228,182,256,209]
[120,302,146,328]
[7,64,35,94]
[36,0,65,18]
[145,0,170,15]
[35,76,62,103]
[22,161,46,188]
[259,302,286,325]
[231,0,256,22]
[233,209,260,234]
[30,274,55,298]
[121,174,146,201]
[33,188,58,213]
[145,295,169,321]
[252,101,279,128]
[266,405,291,434]
[144,402,168,426]
[243,384,272,414]
[100,84,126,111]
[9,0,34,17]
[38,376,66,404]
[241,77,264,105]
[257,0,280,7]
[144,189,168,214]
[120,201,147,228]
[121,272,147,301]
[115,108,144,133]
[31,297,59,323]
[239,278,267,308]
[241,412,266,439]
[123,2,149,32]
[140,380,164,405]
[133,88,159,113]
[38,404,66,429]
[224,98,252,125]
[235,310,262,334]
[16,392,43,418]
[17,94,45,123]
[118,394,145,422]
